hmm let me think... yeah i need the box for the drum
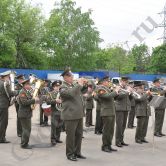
[41,103,52,116]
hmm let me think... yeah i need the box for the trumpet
[151,92,160,96]
[119,87,131,94]
[117,85,142,98]
[149,86,166,96]
[75,78,89,86]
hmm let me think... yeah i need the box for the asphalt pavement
[0,105,166,166]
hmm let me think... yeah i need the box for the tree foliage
[95,46,135,74]
[0,35,16,68]
[0,0,47,69]
[131,44,150,73]
[149,44,166,73]
[0,0,165,74]
[43,0,101,71]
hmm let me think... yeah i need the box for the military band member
[46,80,63,146]
[84,84,94,127]
[127,81,136,129]
[151,79,166,137]
[94,81,103,135]
[39,79,50,126]
[94,98,103,135]
[115,76,132,147]
[0,71,18,143]
[97,76,119,153]
[15,74,25,137]
[60,68,87,161]
[18,79,39,149]
[134,83,151,144]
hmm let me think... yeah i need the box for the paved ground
[1,105,166,166]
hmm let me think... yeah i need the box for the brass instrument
[97,88,107,95]
[55,92,63,111]
[29,75,37,84]
[96,85,109,95]
[31,79,44,110]
[10,71,16,91]
[9,71,16,105]
[150,87,164,96]
[79,77,89,86]
[115,84,143,99]
[120,88,141,98]
[97,83,121,95]
[150,92,160,96]
[45,89,62,111]
[109,82,116,90]
[117,85,131,93]
[149,86,166,108]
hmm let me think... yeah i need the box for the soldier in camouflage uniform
[39,80,50,126]
[18,79,39,149]
[0,71,18,143]
[46,80,63,145]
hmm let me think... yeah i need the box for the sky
[28,0,166,50]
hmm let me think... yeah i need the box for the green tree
[7,0,46,68]
[95,49,111,70]
[0,0,47,69]
[0,0,11,34]
[130,44,150,73]
[44,0,101,71]
[0,0,16,68]
[95,46,134,74]
[149,44,166,73]
[0,35,16,68]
